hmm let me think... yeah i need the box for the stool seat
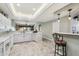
[55,40,66,46]
[52,34,67,56]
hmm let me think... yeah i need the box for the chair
[53,33,67,56]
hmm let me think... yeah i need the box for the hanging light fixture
[68,9,72,20]
[57,13,60,23]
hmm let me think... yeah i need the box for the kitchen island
[53,32,79,56]
[0,31,42,56]
[14,31,42,43]
[0,32,14,56]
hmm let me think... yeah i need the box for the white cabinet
[14,32,24,43]
[4,39,11,55]
[13,32,42,43]
[14,32,32,43]
[0,34,14,56]
[0,13,11,32]
[24,32,32,41]
[10,36,14,48]
[32,32,42,42]
[0,43,4,56]
[0,39,12,56]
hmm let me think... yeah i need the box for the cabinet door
[0,13,11,31]
[34,33,42,42]
[0,43,4,56]
[0,14,5,31]
[14,33,24,43]
[24,33,32,41]
[9,36,14,48]
[4,39,11,56]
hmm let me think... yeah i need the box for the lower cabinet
[0,41,11,56]
[14,32,42,43]
[4,39,11,56]
[24,33,32,41]
[32,32,42,42]
[0,32,42,56]
[0,43,4,56]
[14,32,33,43]
[14,33,24,43]
[0,36,14,56]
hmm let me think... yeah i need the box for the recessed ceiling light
[33,8,36,11]
[17,3,20,7]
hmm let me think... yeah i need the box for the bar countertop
[53,32,79,56]
[53,32,79,36]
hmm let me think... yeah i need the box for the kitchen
[0,7,42,55]
[0,3,79,56]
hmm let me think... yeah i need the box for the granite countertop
[0,32,15,44]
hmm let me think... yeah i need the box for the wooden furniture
[53,33,67,56]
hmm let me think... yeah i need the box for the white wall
[52,21,60,33]
[0,13,11,32]
[40,16,72,40]
[60,16,72,33]
[40,21,53,40]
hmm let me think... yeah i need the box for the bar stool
[53,33,67,56]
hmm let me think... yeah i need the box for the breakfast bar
[0,31,42,56]
[53,32,79,56]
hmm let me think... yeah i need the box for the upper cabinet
[0,13,11,32]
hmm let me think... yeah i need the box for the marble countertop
[0,32,15,44]
[53,32,79,36]
[15,31,42,34]
[0,31,42,44]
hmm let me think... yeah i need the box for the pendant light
[68,9,72,20]
[57,13,60,23]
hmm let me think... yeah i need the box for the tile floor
[9,39,54,56]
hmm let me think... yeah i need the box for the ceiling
[34,3,70,22]
[13,3,42,15]
[1,3,79,24]
[9,3,51,20]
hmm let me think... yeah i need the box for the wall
[52,21,60,33]
[60,16,72,33]
[40,16,72,40]
[40,21,53,40]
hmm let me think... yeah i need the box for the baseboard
[14,40,35,44]
[43,35,53,41]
